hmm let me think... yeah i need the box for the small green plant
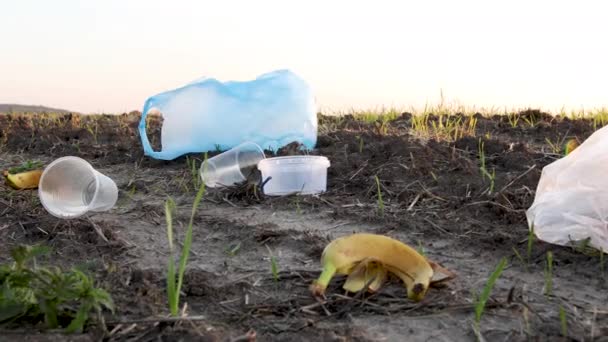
[8,160,44,174]
[522,115,538,128]
[128,184,136,197]
[512,247,527,272]
[85,123,98,145]
[0,245,114,332]
[165,177,206,316]
[507,112,520,128]
[186,156,202,190]
[559,305,568,337]
[356,135,364,153]
[474,257,507,327]
[294,196,302,215]
[592,109,608,130]
[478,139,495,194]
[225,242,241,257]
[417,240,426,256]
[266,245,279,282]
[544,251,553,296]
[545,137,563,155]
[375,118,389,135]
[411,112,430,136]
[527,224,535,264]
[375,175,385,216]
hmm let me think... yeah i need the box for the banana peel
[342,258,387,293]
[3,169,43,190]
[310,233,456,301]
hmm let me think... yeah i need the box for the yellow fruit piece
[564,138,579,155]
[311,233,435,301]
[342,258,387,293]
[5,170,43,189]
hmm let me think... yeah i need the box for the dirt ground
[1,110,607,341]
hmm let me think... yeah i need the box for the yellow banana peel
[311,233,455,302]
[342,258,387,293]
[564,138,579,155]
[4,169,43,190]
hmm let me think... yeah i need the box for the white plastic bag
[526,124,608,252]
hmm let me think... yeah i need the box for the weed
[512,247,527,272]
[592,108,608,130]
[356,135,364,153]
[186,156,202,190]
[571,237,597,256]
[411,113,430,136]
[507,112,520,128]
[294,196,302,215]
[0,245,114,332]
[375,175,385,216]
[544,251,553,296]
[545,137,562,155]
[226,242,241,257]
[375,119,389,135]
[474,257,507,327]
[165,178,206,316]
[266,245,279,282]
[527,224,535,264]
[128,184,136,197]
[417,240,426,256]
[478,139,495,194]
[559,305,568,337]
[522,115,538,128]
[8,160,44,174]
[85,123,98,145]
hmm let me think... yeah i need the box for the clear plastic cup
[200,142,266,188]
[38,156,118,219]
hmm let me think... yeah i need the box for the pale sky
[1,0,606,114]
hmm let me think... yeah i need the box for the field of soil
[1,110,607,341]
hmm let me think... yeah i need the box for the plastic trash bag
[526,124,608,252]
[138,69,317,160]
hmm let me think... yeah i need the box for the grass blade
[176,181,206,297]
[375,175,384,216]
[544,251,553,296]
[559,305,567,337]
[512,247,528,272]
[165,198,177,316]
[527,224,535,264]
[475,257,507,325]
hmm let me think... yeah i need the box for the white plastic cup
[200,142,266,188]
[38,156,118,219]
[257,156,330,196]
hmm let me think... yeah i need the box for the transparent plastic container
[38,156,118,219]
[257,156,330,196]
[200,142,266,188]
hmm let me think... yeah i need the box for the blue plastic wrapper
[139,69,317,160]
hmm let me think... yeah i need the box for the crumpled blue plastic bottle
[138,69,317,160]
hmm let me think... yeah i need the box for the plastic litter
[257,156,330,196]
[139,69,318,160]
[526,124,608,252]
[38,156,118,219]
[200,141,266,188]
